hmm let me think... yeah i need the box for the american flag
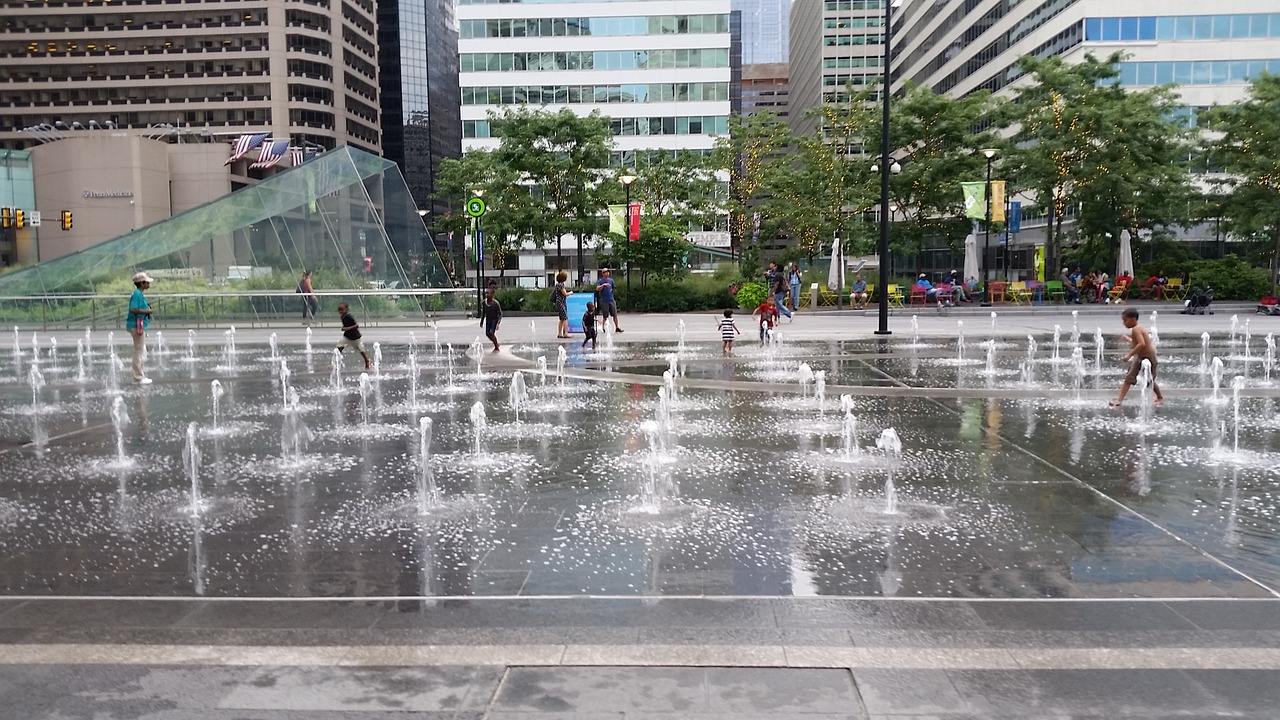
[250,139,290,169]
[290,147,304,167]
[224,133,268,165]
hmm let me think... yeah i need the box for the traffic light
[0,208,10,230]
[60,210,72,231]
[14,210,24,229]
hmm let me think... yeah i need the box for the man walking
[127,271,154,384]
[596,268,623,333]
[765,262,794,321]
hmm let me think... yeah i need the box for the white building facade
[456,0,737,284]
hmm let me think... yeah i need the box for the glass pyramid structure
[0,146,451,296]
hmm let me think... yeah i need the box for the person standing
[595,268,623,333]
[552,270,572,338]
[788,264,802,311]
[298,270,318,324]
[752,294,780,345]
[127,271,154,384]
[481,282,503,352]
[582,301,598,350]
[717,309,741,355]
[764,262,793,321]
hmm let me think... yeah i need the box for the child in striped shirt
[718,309,741,356]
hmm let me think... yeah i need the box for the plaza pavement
[3,300,1280,718]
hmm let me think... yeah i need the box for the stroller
[1182,285,1214,315]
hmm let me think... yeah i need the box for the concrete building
[734,0,791,65]
[787,0,884,136]
[741,63,790,118]
[456,0,738,285]
[377,0,463,222]
[0,0,383,154]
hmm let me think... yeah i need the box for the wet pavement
[1,318,1279,717]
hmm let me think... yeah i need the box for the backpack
[549,285,558,304]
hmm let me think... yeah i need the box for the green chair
[1045,280,1066,304]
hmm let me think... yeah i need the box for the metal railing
[0,288,476,330]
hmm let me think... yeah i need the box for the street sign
[475,228,484,263]
[28,211,41,227]
[466,197,487,218]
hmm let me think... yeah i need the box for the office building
[0,0,383,153]
[787,0,884,136]
[741,63,790,118]
[734,0,790,64]
[377,0,463,222]
[893,1,1280,121]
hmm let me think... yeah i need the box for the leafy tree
[1204,72,1280,295]
[433,149,538,280]
[626,150,724,228]
[1005,53,1192,274]
[607,215,692,284]
[489,107,614,273]
[713,112,790,268]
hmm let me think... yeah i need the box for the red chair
[909,284,928,305]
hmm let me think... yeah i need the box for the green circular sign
[465,197,487,218]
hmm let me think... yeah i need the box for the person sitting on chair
[850,274,869,309]
[1059,267,1081,304]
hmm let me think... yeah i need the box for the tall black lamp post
[979,148,996,306]
[471,188,485,315]
[873,0,901,336]
[619,170,637,311]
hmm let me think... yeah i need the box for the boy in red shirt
[752,295,780,345]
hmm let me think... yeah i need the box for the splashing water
[278,361,290,410]
[1070,310,1080,347]
[797,362,815,396]
[358,373,373,426]
[1025,335,1037,368]
[417,417,438,513]
[188,329,197,362]
[210,379,225,432]
[1094,327,1105,375]
[985,340,997,376]
[1201,332,1211,374]
[989,311,998,343]
[1231,375,1245,455]
[956,321,965,363]
[662,370,676,408]
[638,419,678,510]
[470,337,484,380]
[556,346,567,383]
[110,396,130,467]
[841,408,859,460]
[1244,320,1252,364]
[11,326,20,369]
[222,327,237,371]
[876,428,903,515]
[373,342,383,376]
[28,364,45,409]
[1211,357,1225,403]
[48,337,57,371]
[1052,325,1062,363]
[1266,334,1276,383]
[1137,359,1155,426]
[676,319,687,356]
[509,370,528,424]
[304,327,313,355]
[1230,315,1239,345]
[84,327,93,362]
[529,320,538,354]
[1071,347,1086,403]
[911,315,919,346]
[330,348,343,391]
[433,326,440,357]
[75,339,87,383]
[407,350,419,409]
[280,388,313,467]
[814,370,827,416]
[29,332,38,365]
[183,422,202,517]
[1019,361,1032,385]
[536,356,548,385]
[106,332,120,393]
[469,401,487,459]
[269,333,278,361]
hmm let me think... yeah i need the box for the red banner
[628,202,640,241]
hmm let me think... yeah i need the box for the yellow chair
[1107,281,1130,304]
[1165,277,1187,301]
[1009,281,1032,305]
[887,284,904,308]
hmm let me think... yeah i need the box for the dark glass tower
[377,0,462,243]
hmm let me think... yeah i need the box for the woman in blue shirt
[127,271,154,384]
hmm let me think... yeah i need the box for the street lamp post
[417,209,428,287]
[471,188,485,316]
[873,0,901,336]
[979,148,996,306]
[619,171,637,312]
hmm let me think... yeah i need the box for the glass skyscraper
[734,0,791,64]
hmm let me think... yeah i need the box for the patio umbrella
[1117,229,1135,278]
[826,235,844,291]
[962,233,979,284]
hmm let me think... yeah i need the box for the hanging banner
[991,181,1006,222]
[608,205,626,236]
[628,202,641,241]
[962,182,986,220]
[1009,201,1022,234]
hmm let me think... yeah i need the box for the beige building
[22,135,229,265]
[0,0,381,154]
[741,63,790,119]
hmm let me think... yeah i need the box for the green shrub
[732,281,768,310]
[494,286,528,311]
[1190,255,1270,301]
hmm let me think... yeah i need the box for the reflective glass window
[1084,17,1101,40]
[1138,62,1157,85]
[1251,14,1270,37]
[1193,16,1211,38]
[1231,14,1249,36]
[1101,17,1119,40]
[1121,17,1138,39]
[1174,16,1193,38]
[1212,15,1231,38]
[1138,16,1155,39]
[1155,62,1174,84]
[1229,61,1247,81]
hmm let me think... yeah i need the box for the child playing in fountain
[752,295,780,345]
[718,309,741,355]
[1111,307,1163,407]
[335,303,371,370]
[582,302,598,350]
[481,282,502,353]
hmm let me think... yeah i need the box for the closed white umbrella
[962,233,979,285]
[827,235,844,291]
[1117,229,1135,278]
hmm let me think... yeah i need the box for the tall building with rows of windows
[457,0,737,166]
[734,0,790,65]
[787,0,884,137]
[0,0,383,153]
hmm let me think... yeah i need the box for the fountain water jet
[1230,315,1239,345]
[417,417,438,513]
[358,373,373,426]
[1094,327,1105,375]
[509,370,528,424]
[841,408,859,461]
[911,315,920,346]
[183,422,202,517]
[797,362,815,397]
[373,342,383,376]
[1071,347,1086,403]
[110,396,130,468]
[278,361,290,409]
[330,349,343,391]
[528,320,538,354]
[469,402,487,459]
[536,356,548,385]
[556,346,567,382]
[269,333,278,361]
[28,364,45,410]
[280,388,313,467]
[956,321,965,363]
[75,339,88,383]
[407,350,419,409]
[1232,375,1245,455]
[814,371,827,416]
[1070,310,1080,347]
[1052,325,1062,363]
[875,429,903,515]
[677,319,687,356]
[210,379,225,432]
[1210,357,1226,403]
[1265,334,1276,383]
[305,327,313,355]
[187,329,197,362]
[106,332,121,393]
[470,338,484,380]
